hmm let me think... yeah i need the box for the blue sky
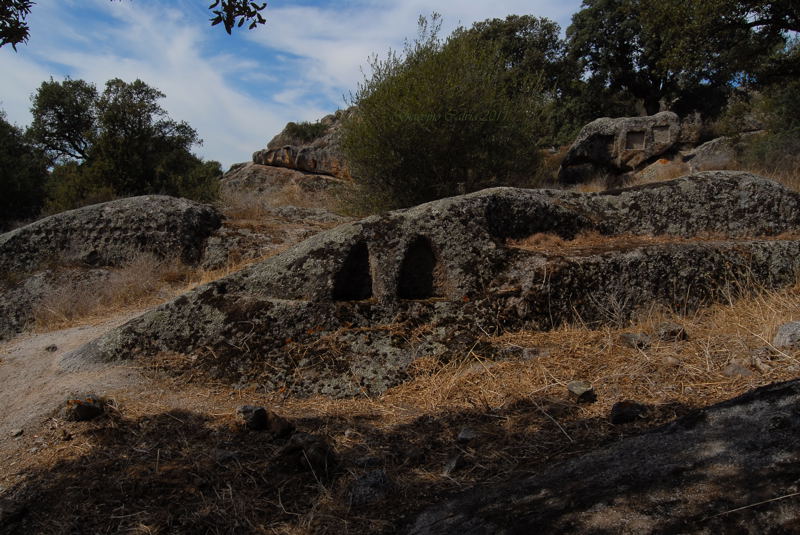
[1,0,582,169]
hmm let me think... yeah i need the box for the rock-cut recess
[60,171,800,397]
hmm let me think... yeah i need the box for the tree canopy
[0,0,267,50]
[28,77,220,212]
[0,110,48,229]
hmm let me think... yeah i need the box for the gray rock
[59,172,800,397]
[456,427,478,444]
[773,321,800,348]
[60,394,106,421]
[567,381,596,403]
[655,321,688,342]
[609,400,649,424]
[9,429,22,438]
[252,109,352,179]
[236,405,294,436]
[619,333,652,349]
[348,469,393,506]
[278,433,336,478]
[0,195,221,274]
[220,162,346,197]
[442,454,466,477]
[723,361,754,377]
[558,112,681,183]
[408,379,800,534]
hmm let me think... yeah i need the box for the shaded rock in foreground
[60,172,800,397]
[408,379,800,534]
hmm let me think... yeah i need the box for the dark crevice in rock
[398,236,444,300]
[332,241,373,301]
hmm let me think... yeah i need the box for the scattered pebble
[9,429,22,438]
[567,380,597,403]
[60,394,106,421]
[620,333,651,350]
[236,405,294,436]
[456,426,477,444]
[610,401,649,425]
[44,344,58,352]
[348,469,393,506]
[723,361,754,378]
[442,454,466,477]
[773,321,800,348]
[656,322,688,342]
[662,356,681,367]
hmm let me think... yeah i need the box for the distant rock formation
[558,111,681,184]
[61,172,800,397]
[251,110,351,179]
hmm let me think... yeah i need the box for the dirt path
[0,311,147,452]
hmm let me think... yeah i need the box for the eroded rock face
[252,111,350,179]
[558,111,681,184]
[407,379,800,534]
[60,172,800,397]
[220,162,345,197]
[0,196,221,274]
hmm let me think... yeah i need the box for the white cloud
[0,0,582,169]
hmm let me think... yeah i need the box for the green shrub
[283,121,329,144]
[739,80,800,173]
[340,15,546,213]
[0,111,48,229]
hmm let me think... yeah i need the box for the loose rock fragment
[348,469,394,506]
[457,426,477,444]
[620,333,651,350]
[9,429,22,438]
[610,401,649,424]
[568,380,597,403]
[279,433,336,477]
[656,322,688,342]
[773,321,800,348]
[236,405,294,436]
[60,394,106,421]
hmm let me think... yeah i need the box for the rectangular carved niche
[625,130,646,150]
[653,125,671,144]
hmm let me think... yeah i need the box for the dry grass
[9,275,800,533]
[220,183,339,220]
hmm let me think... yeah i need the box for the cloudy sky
[1,0,582,169]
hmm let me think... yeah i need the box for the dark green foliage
[283,121,329,144]
[29,78,221,212]
[740,80,800,173]
[340,15,545,213]
[0,0,31,50]
[0,111,48,229]
[1,0,268,50]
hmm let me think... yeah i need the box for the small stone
[279,433,336,477]
[567,380,597,403]
[10,429,22,438]
[723,362,754,377]
[656,322,688,342]
[348,469,393,506]
[60,394,105,421]
[610,401,649,424]
[59,429,72,441]
[620,333,651,350]
[662,356,681,367]
[773,322,800,348]
[456,426,477,444]
[45,344,58,352]
[236,405,294,436]
[442,454,466,477]
[522,347,550,361]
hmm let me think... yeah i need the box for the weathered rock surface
[60,172,800,397]
[252,110,351,179]
[220,162,346,197]
[558,112,681,183]
[407,379,800,534]
[0,196,221,274]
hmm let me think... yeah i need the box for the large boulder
[558,111,681,184]
[0,196,221,275]
[60,172,800,396]
[408,378,800,534]
[220,162,346,198]
[252,110,351,179]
